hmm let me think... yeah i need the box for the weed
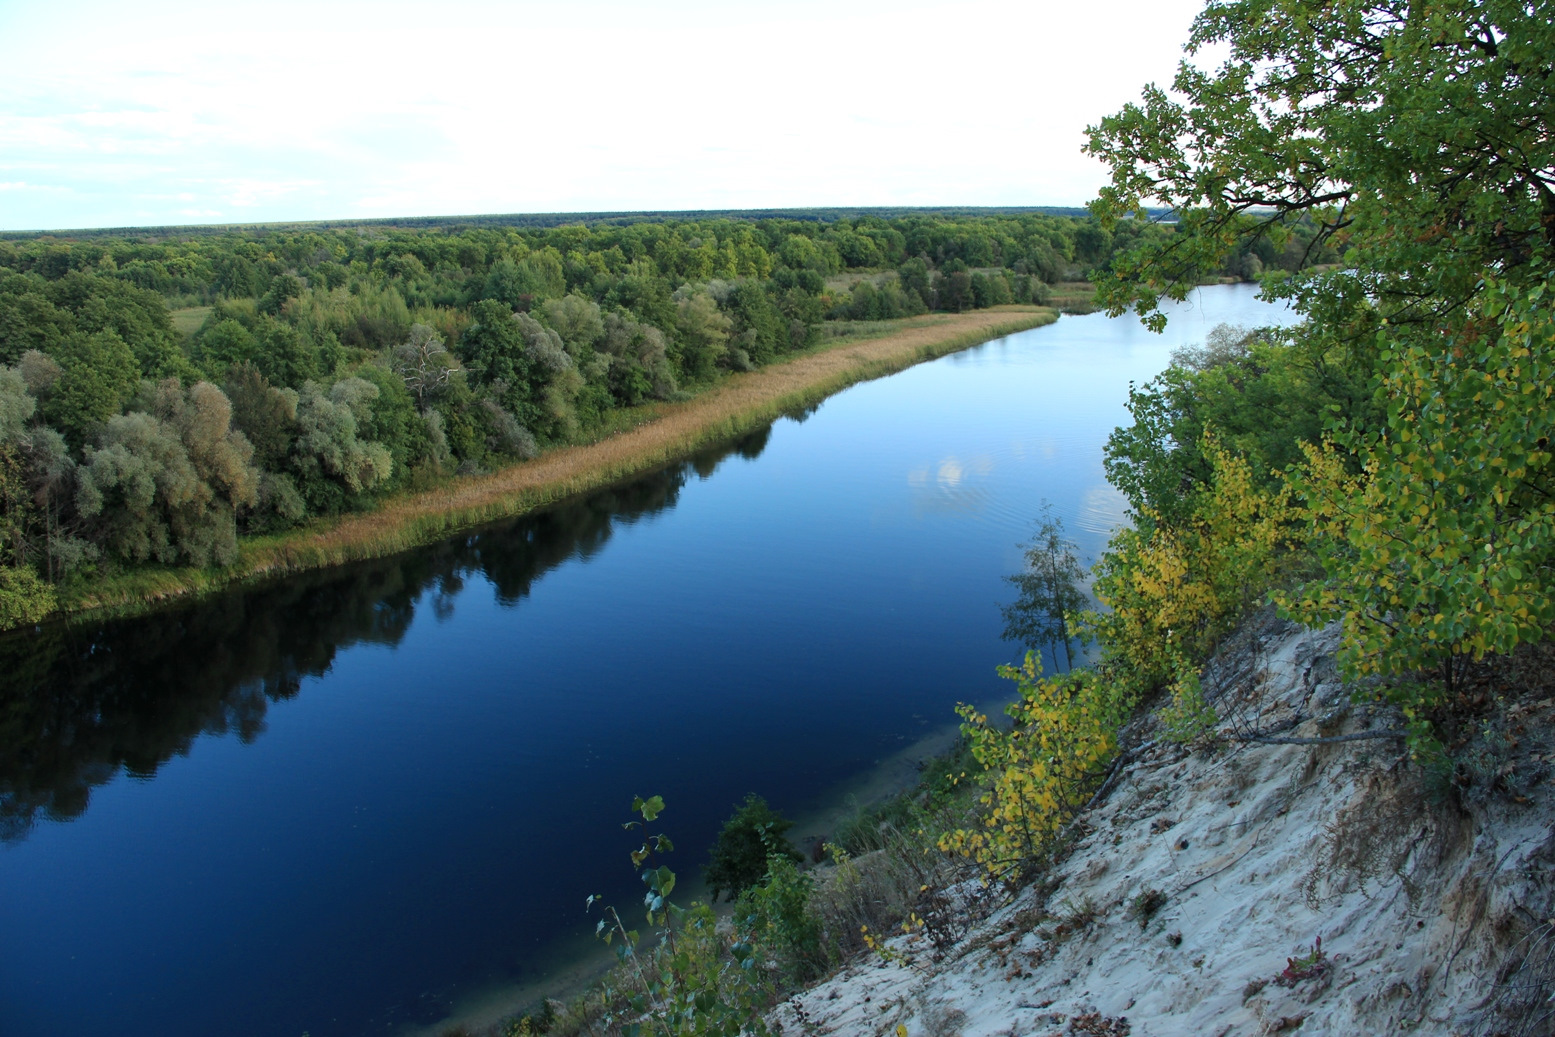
[586,795,774,1037]
[1489,914,1555,1037]
[1130,887,1167,929]
[917,1002,967,1037]
[1300,772,1453,909]
[499,999,557,1035]
[737,855,825,984]
[705,794,800,902]
[1275,937,1330,986]
[1057,895,1098,933]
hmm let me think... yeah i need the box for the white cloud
[0,0,1206,229]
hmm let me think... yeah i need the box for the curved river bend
[0,286,1295,1037]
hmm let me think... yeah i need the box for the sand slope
[776,616,1555,1036]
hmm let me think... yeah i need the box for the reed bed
[1048,282,1100,313]
[61,307,1056,622]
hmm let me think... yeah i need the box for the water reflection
[0,427,774,844]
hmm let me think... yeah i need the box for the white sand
[774,619,1555,1036]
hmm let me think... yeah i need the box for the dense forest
[0,210,1334,626]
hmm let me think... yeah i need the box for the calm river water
[0,286,1295,1037]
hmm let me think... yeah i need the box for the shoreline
[407,720,976,1037]
[52,306,1057,628]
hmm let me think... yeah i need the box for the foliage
[45,330,139,447]
[1086,0,1555,727]
[589,796,773,1037]
[1275,276,1555,694]
[1091,434,1298,702]
[947,431,1299,882]
[939,656,1123,883]
[75,381,259,566]
[704,794,801,903]
[735,855,826,984]
[0,561,54,627]
[0,210,1131,621]
[1276,937,1330,987]
[288,380,393,512]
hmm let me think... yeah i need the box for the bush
[736,856,825,983]
[704,794,800,902]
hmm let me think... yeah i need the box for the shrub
[736,855,825,983]
[704,794,800,902]
[939,657,1124,883]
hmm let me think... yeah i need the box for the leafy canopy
[1086,0,1555,688]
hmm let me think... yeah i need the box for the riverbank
[413,721,978,1037]
[774,615,1555,1036]
[52,306,1056,627]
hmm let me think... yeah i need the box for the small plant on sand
[1276,937,1330,986]
[860,924,926,974]
[736,854,826,983]
[1130,887,1168,930]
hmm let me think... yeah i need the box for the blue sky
[0,0,1205,231]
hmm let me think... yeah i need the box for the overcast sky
[0,0,1205,231]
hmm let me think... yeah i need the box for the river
[0,286,1296,1037]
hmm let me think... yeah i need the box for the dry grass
[61,307,1056,621]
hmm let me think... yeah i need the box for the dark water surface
[0,287,1295,1037]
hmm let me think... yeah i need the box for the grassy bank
[57,306,1056,625]
[1048,281,1100,314]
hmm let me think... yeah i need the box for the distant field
[169,305,211,339]
[823,269,896,292]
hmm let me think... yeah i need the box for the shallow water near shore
[0,286,1295,1037]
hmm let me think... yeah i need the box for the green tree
[0,563,54,628]
[673,290,731,382]
[458,299,530,390]
[76,381,259,567]
[600,311,675,407]
[256,272,305,315]
[1086,0,1555,697]
[288,380,394,512]
[0,290,72,363]
[540,293,605,354]
[224,362,297,471]
[195,319,262,376]
[45,330,140,448]
[723,282,783,367]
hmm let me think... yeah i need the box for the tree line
[0,210,1328,625]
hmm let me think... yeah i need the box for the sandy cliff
[775,616,1555,1036]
